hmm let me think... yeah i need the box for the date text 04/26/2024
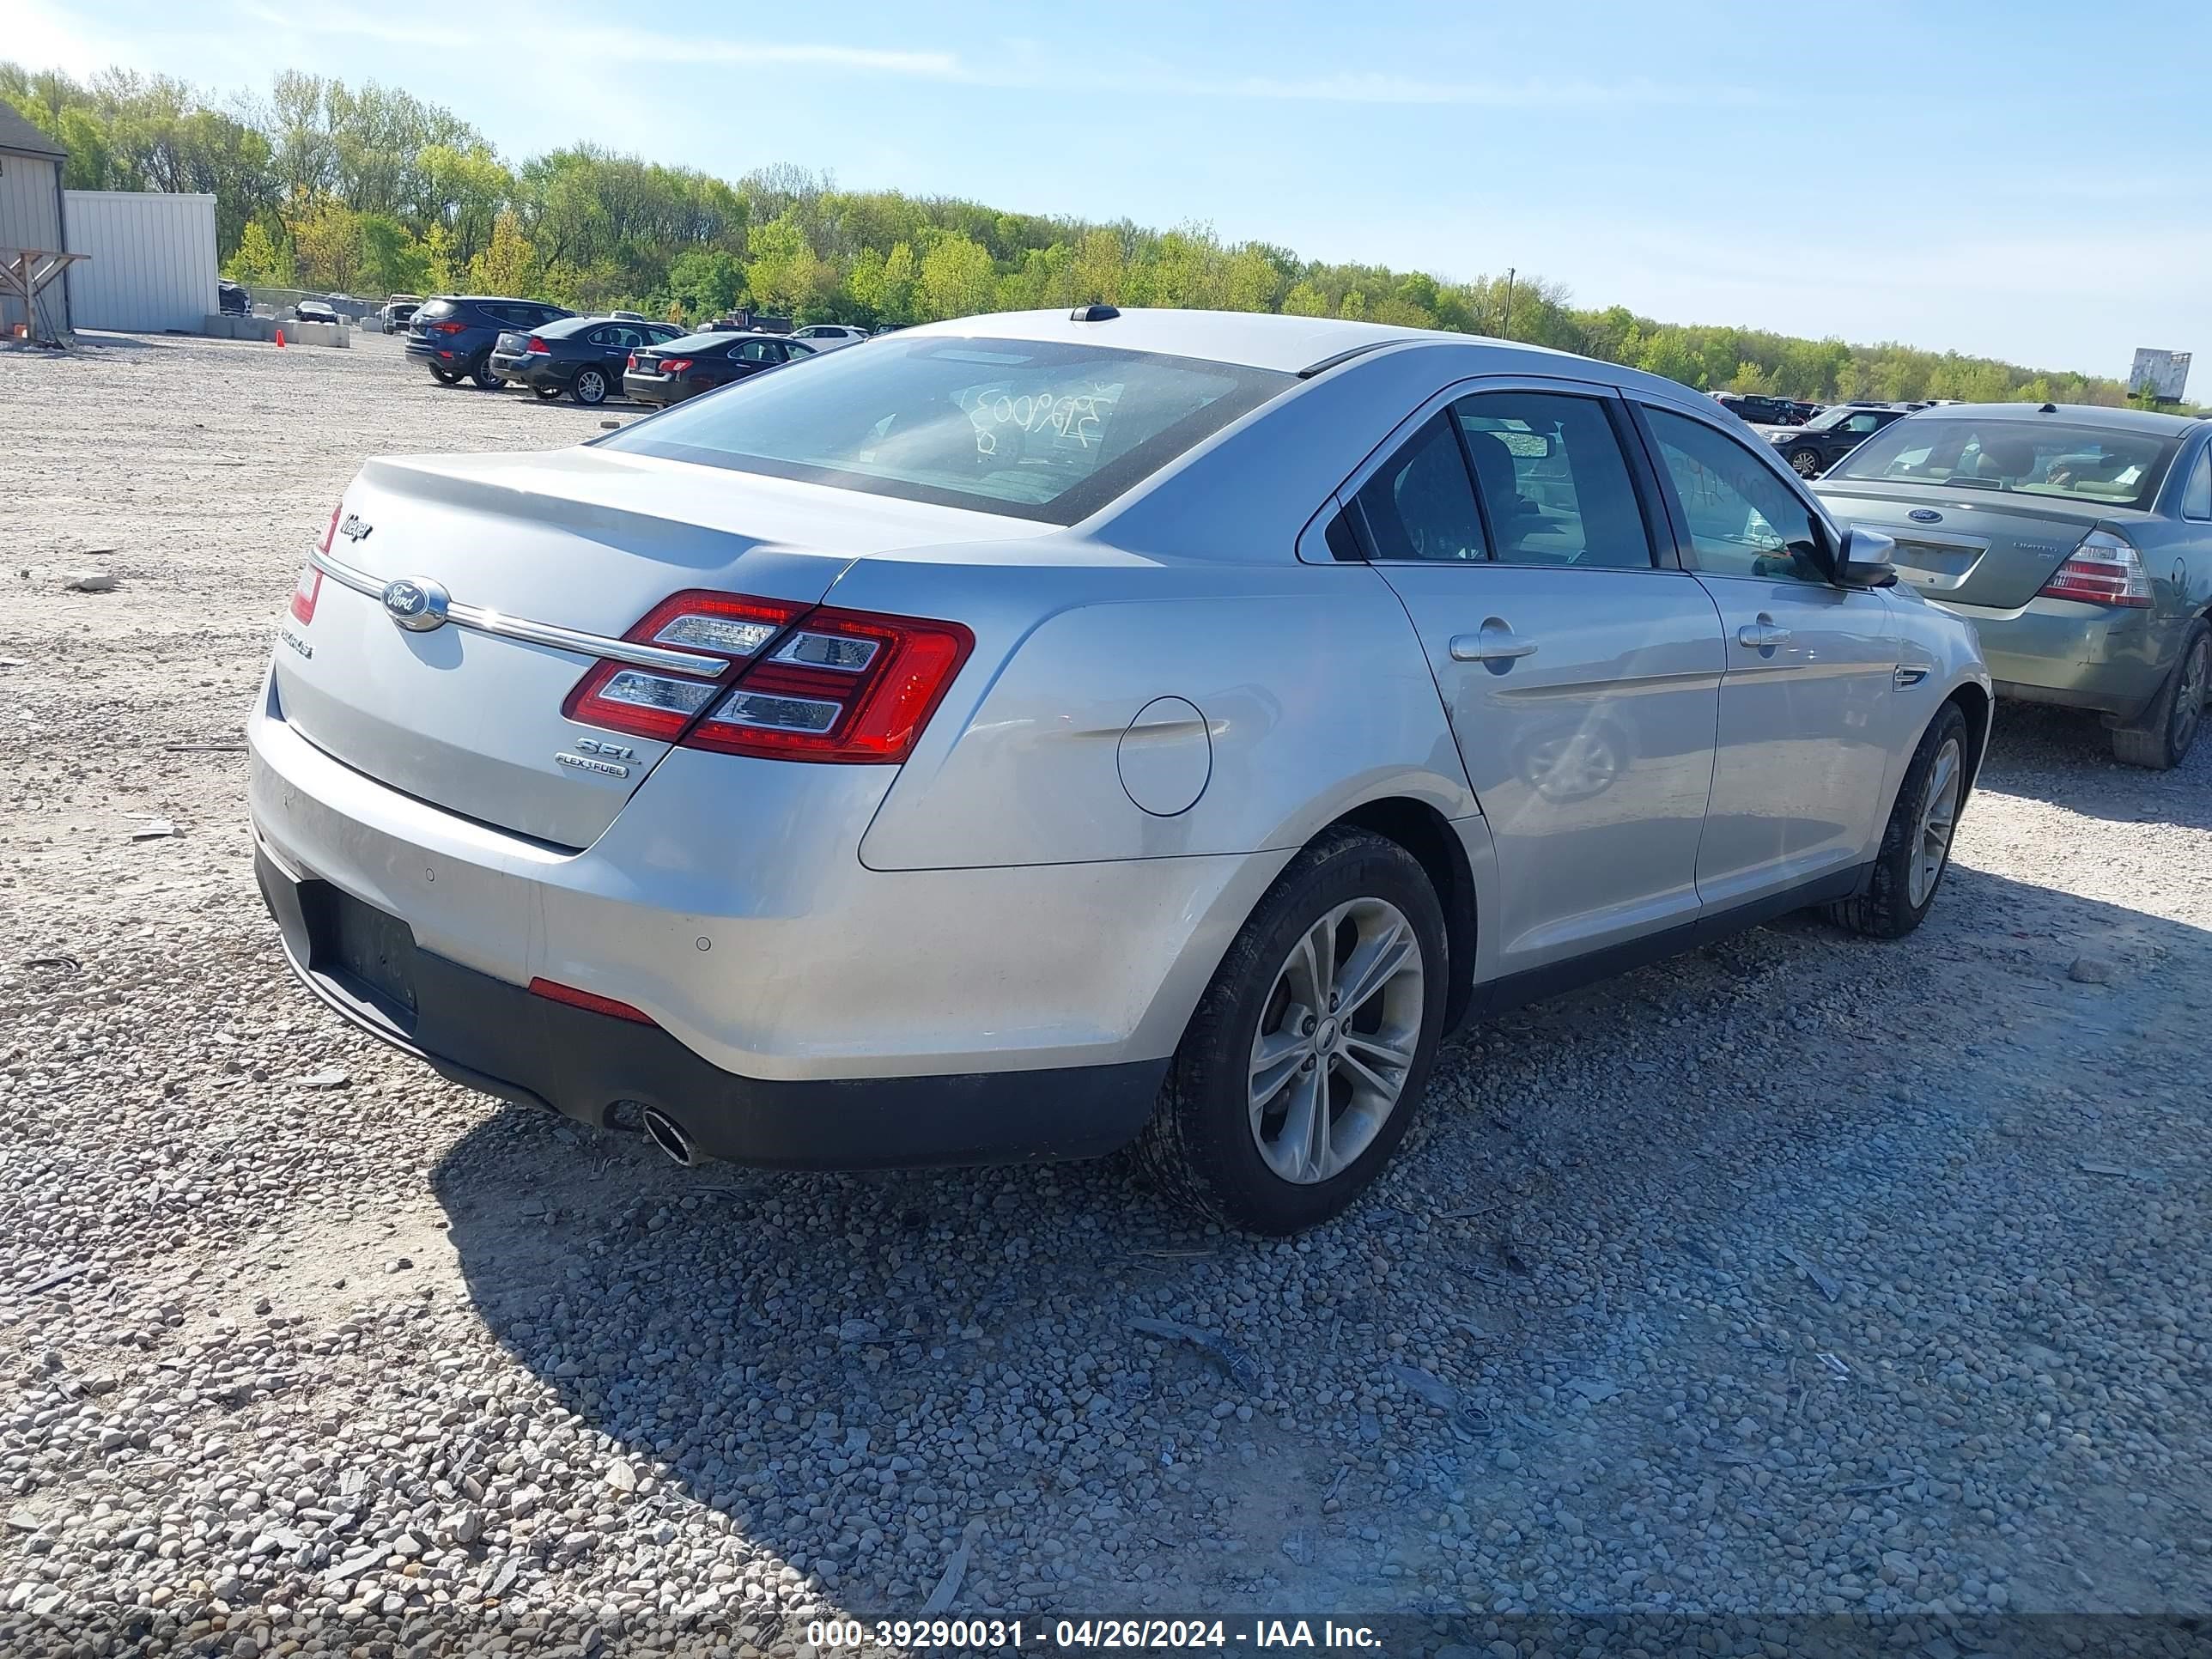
[806,1620,1382,1650]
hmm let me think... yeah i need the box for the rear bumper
[1929,596,2164,719]
[622,374,681,404]
[254,843,1161,1166]
[246,663,1283,1134]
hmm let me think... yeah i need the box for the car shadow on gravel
[1974,700,2212,825]
[424,854,2212,1613]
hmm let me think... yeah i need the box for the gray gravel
[3,332,2211,1655]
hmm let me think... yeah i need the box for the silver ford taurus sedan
[250,308,1990,1233]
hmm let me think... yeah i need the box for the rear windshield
[1830,416,2182,508]
[596,336,1293,524]
[416,298,455,320]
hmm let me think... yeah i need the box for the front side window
[1644,408,1827,583]
[599,336,1291,523]
[1453,391,1653,568]
[1827,416,2182,510]
[1346,414,1488,562]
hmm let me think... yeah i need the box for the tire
[428,366,461,385]
[1786,447,1823,477]
[533,386,563,400]
[1825,700,1970,939]
[470,354,503,389]
[1138,829,1449,1235]
[2111,619,2209,771]
[572,367,610,406]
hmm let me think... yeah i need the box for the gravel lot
[3,331,2211,1656]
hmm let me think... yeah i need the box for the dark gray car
[1817,404,2212,768]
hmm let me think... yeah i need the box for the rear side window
[598,336,1293,525]
[1452,392,1653,568]
[2184,450,2211,520]
[1347,414,1488,562]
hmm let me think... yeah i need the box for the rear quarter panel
[845,556,1477,870]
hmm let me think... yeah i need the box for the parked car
[1816,403,2212,768]
[218,280,251,317]
[293,300,340,325]
[1765,403,1918,477]
[622,331,815,405]
[252,309,1988,1234]
[376,298,421,330]
[1711,392,1802,427]
[493,315,684,404]
[405,295,574,388]
[790,324,872,350]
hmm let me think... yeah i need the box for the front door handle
[1450,620,1540,664]
[1737,616,1792,650]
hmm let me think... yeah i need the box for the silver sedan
[249,308,1990,1233]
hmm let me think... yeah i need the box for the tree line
[2,62,2132,406]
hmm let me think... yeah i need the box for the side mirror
[1835,526,1898,587]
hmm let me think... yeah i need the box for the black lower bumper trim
[255,846,1165,1170]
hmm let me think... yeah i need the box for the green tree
[917,232,995,320]
[224,217,293,285]
[467,209,537,295]
[666,247,745,319]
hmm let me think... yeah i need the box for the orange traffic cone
[274,327,285,348]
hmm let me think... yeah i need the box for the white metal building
[64,190,218,333]
[0,101,70,337]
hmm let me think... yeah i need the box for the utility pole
[1502,267,1515,340]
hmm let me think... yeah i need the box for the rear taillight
[289,565,322,624]
[562,593,974,764]
[525,335,549,355]
[625,352,638,370]
[659,357,693,374]
[2039,530,2152,607]
[430,319,466,335]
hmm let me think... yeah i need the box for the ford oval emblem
[1907,507,1942,524]
[381,575,450,632]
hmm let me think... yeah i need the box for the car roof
[659,331,787,350]
[1901,402,2205,436]
[893,306,1607,377]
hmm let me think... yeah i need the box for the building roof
[0,101,67,160]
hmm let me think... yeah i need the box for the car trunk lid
[273,447,1037,848]
[1813,482,2145,608]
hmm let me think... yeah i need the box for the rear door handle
[1737,616,1792,649]
[1450,622,1540,663]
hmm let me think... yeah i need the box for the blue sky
[18,0,2209,391]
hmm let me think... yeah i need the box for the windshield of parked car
[1829,417,2182,508]
[597,336,1293,523]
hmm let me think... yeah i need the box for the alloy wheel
[1908,736,1963,908]
[1247,897,1424,1185]
[1789,449,1821,477]
[576,369,606,404]
[2172,635,2209,758]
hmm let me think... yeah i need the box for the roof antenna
[1070,304,1119,323]
[2039,402,2058,413]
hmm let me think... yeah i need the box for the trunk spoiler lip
[307,545,729,677]
[1812,479,2155,524]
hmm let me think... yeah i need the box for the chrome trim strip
[307,548,728,676]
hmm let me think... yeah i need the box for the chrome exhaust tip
[640,1108,696,1168]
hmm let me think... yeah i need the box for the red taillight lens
[560,591,802,743]
[525,335,549,355]
[289,564,322,624]
[625,352,637,370]
[688,608,974,763]
[319,502,341,555]
[659,357,694,374]
[431,319,465,335]
[2039,531,2151,608]
[562,593,974,764]
[528,977,654,1024]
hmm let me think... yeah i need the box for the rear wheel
[533,385,563,400]
[1825,701,1970,939]
[572,367,610,405]
[1786,447,1822,477]
[2111,619,2209,770]
[428,365,461,385]
[1139,829,1447,1235]
[470,354,503,389]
